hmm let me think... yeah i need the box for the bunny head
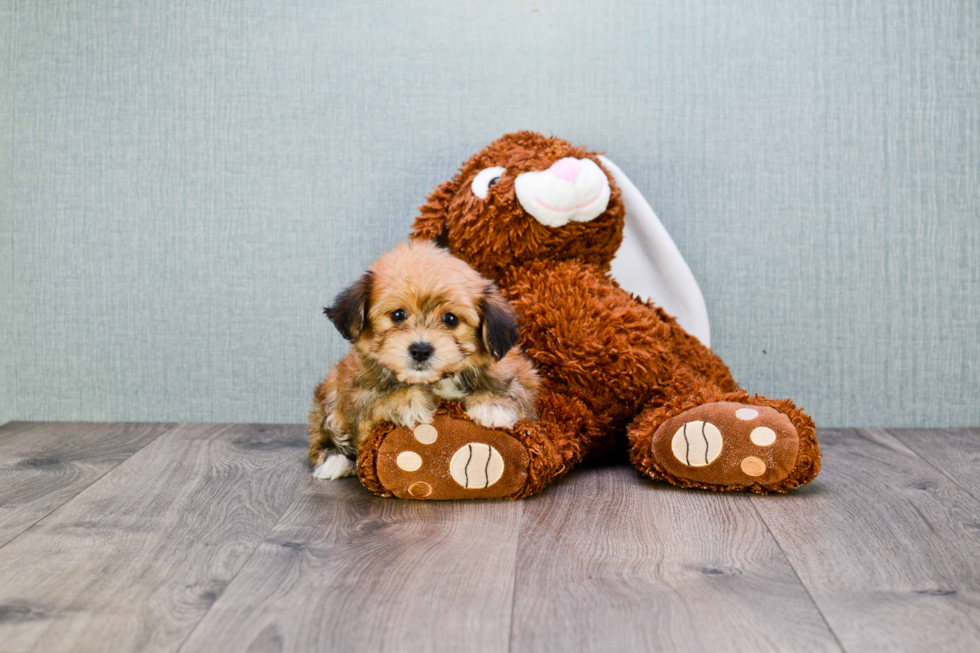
[411,131,711,346]
[410,131,625,280]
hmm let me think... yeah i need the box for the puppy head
[325,240,518,384]
[410,131,625,280]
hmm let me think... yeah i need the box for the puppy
[308,240,540,480]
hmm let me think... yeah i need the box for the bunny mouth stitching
[534,191,604,214]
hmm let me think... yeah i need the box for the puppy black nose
[408,342,434,363]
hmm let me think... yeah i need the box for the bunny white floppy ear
[599,156,711,347]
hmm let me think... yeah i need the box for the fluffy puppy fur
[308,240,540,479]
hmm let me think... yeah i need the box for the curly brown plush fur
[362,131,820,498]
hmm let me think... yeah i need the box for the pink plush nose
[548,158,582,184]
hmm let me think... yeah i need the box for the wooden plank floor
[0,422,978,653]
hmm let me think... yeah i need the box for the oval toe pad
[652,402,800,489]
[375,414,529,500]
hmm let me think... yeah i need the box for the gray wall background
[2,0,978,428]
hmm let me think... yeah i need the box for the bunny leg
[357,388,600,500]
[627,376,821,493]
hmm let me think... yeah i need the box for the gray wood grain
[509,465,842,653]
[0,421,172,548]
[0,423,309,653]
[3,423,980,653]
[178,477,523,653]
[889,429,980,502]
[754,429,980,652]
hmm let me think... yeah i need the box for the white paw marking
[449,443,504,489]
[396,451,422,472]
[433,377,467,401]
[741,456,767,477]
[413,424,438,444]
[388,389,434,429]
[735,408,759,421]
[312,453,357,480]
[393,407,434,430]
[466,402,518,429]
[750,426,777,446]
[671,421,723,467]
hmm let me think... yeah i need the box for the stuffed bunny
[357,131,820,500]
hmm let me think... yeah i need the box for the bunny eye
[471,167,506,199]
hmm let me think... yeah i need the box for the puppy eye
[390,309,408,323]
[442,313,459,328]
[471,166,506,199]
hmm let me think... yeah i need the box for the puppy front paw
[312,452,357,480]
[466,401,519,429]
[391,407,435,430]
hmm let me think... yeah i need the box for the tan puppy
[308,240,539,480]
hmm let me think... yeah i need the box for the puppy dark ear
[479,284,519,360]
[431,223,450,249]
[324,272,373,341]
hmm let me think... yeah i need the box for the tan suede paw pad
[651,402,801,489]
[375,414,530,500]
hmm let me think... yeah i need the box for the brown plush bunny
[357,131,821,500]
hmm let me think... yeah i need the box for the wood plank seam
[177,477,525,652]
[0,422,313,653]
[886,429,980,506]
[173,477,315,653]
[748,499,848,653]
[507,466,844,652]
[504,501,525,653]
[750,428,980,652]
[0,422,178,554]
